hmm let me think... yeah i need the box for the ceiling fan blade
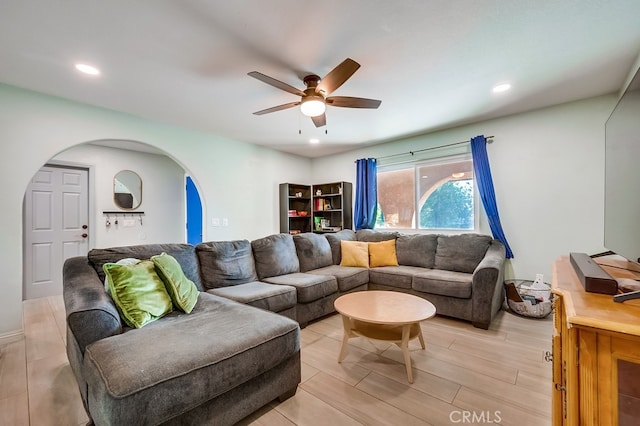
[253,101,300,115]
[311,114,326,127]
[248,71,305,97]
[326,96,381,109]
[316,58,360,95]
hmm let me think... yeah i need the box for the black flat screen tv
[604,65,640,264]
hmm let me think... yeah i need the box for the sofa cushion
[368,240,399,267]
[368,265,429,289]
[396,234,438,268]
[434,234,492,273]
[252,234,300,280]
[308,265,369,292]
[151,253,199,313]
[196,240,258,289]
[206,281,296,313]
[293,233,333,272]
[340,241,369,267]
[83,293,300,426]
[355,229,398,242]
[103,260,173,328]
[412,269,473,298]
[89,243,203,291]
[263,273,338,303]
[324,229,356,265]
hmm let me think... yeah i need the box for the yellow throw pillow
[340,240,369,267]
[369,239,399,267]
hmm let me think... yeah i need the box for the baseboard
[0,329,24,344]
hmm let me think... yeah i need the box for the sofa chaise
[63,244,300,426]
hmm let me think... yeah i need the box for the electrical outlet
[212,218,220,226]
[222,218,228,226]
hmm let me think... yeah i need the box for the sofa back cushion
[434,234,492,273]
[252,234,300,279]
[355,229,398,242]
[293,233,333,272]
[324,229,356,264]
[88,243,203,291]
[396,234,438,268]
[196,240,258,289]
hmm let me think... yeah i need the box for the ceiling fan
[248,58,381,127]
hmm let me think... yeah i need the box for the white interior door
[24,165,89,300]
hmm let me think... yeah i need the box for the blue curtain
[354,158,378,230]
[470,135,514,258]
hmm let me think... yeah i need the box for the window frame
[376,153,479,234]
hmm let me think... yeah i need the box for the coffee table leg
[338,315,351,362]
[401,324,413,383]
[417,322,426,350]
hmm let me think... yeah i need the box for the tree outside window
[376,156,474,231]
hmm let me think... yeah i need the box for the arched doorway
[22,140,204,299]
[186,176,203,245]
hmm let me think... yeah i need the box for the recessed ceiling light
[75,63,101,76]
[309,138,320,144]
[452,172,465,178]
[492,83,511,93]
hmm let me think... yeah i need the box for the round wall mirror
[114,170,142,209]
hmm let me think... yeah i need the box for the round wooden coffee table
[334,290,436,383]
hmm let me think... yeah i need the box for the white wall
[52,143,186,247]
[0,81,619,338]
[0,83,312,338]
[311,95,618,282]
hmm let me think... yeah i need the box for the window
[376,155,475,231]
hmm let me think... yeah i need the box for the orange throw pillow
[369,239,399,267]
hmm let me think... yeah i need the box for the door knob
[82,225,88,229]
[82,233,88,238]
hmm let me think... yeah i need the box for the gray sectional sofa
[62,230,505,425]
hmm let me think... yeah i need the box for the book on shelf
[314,198,332,211]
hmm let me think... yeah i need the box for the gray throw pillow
[196,240,258,289]
[251,234,300,279]
[293,233,333,272]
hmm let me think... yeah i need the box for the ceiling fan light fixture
[300,96,326,117]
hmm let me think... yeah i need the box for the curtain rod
[363,135,494,162]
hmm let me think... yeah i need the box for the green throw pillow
[103,260,173,328]
[151,252,199,313]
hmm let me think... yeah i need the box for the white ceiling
[1,1,640,158]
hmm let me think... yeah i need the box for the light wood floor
[1,296,553,426]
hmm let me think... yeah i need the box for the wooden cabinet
[311,181,352,233]
[279,183,312,235]
[552,256,640,425]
